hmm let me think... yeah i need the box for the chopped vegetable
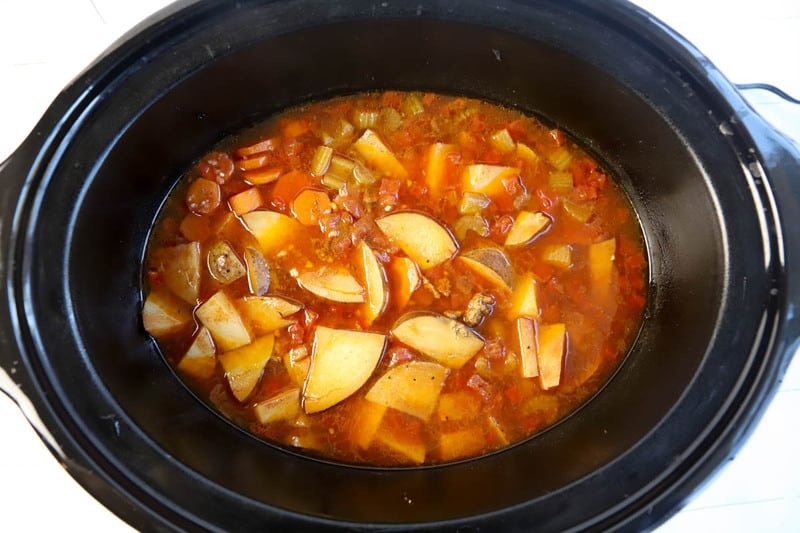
[365,361,449,421]
[240,210,303,254]
[219,334,275,401]
[489,128,515,154]
[458,192,491,215]
[239,295,302,334]
[508,273,540,319]
[350,399,387,449]
[515,142,540,162]
[542,244,572,269]
[378,107,402,132]
[326,155,356,183]
[487,415,510,446]
[150,242,201,304]
[517,317,538,378]
[297,267,365,303]
[254,388,301,424]
[352,129,408,179]
[439,429,486,461]
[228,187,263,216]
[179,214,211,242]
[437,391,481,422]
[458,248,514,291]
[389,256,421,310]
[243,167,282,185]
[207,241,246,284]
[376,212,458,270]
[244,247,270,296]
[353,109,379,130]
[425,142,457,196]
[401,93,425,117]
[356,241,388,325]
[196,290,252,351]
[375,425,426,464]
[562,198,595,223]
[548,146,572,170]
[291,189,333,226]
[310,145,334,177]
[589,238,616,300]
[235,137,278,158]
[177,327,216,379]
[453,215,490,241]
[353,164,378,185]
[303,327,386,414]
[462,164,520,198]
[537,323,566,390]
[235,154,270,171]
[548,171,573,190]
[504,211,551,247]
[282,346,310,388]
[142,290,192,337]
[391,313,484,369]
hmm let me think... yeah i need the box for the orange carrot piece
[269,170,314,208]
[282,119,311,139]
[236,154,270,171]
[291,189,333,226]
[228,187,263,216]
[243,166,282,185]
[235,137,278,158]
[179,214,211,242]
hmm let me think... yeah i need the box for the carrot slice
[269,170,314,208]
[282,119,311,138]
[291,189,333,226]
[235,137,278,158]
[243,166,282,185]
[179,214,211,242]
[229,187,263,216]
[236,154,270,171]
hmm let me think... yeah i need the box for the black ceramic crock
[1,0,798,531]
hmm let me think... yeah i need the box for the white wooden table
[1,1,798,530]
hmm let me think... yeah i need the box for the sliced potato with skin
[389,256,421,310]
[462,164,520,198]
[207,241,246,284]
[458,248,514,291]
[504,211,551,247]
[303,327,387,414]
[537,323,566,390]
[240,210,303,254]
[196,290,252,351]
[239,295,302,334]
[142,290,192,337]
[150,242,201,304]
[365,360,450,421]
[356,241,388,325]
[391,312,484,369]
[297,267,365,303]
[244,246,271,296]
[253,388,301,424]
[282,346,311,388]
[352,129,408,179]
[517,317,539,378]
[508,273,539,319]
[177,327,217,379]
[219,334,275,402]
[590,238,616,301]
[376,212,458,270]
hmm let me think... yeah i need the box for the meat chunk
[463,292,496,327]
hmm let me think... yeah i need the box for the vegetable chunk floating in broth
[143,91,647,466]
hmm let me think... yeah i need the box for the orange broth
[142,91,647,466]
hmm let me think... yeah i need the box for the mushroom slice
[218,334,275,402]
[376,212,458,270]
[365,361,450,421]
[504,211,551,247]
[207,241,246,284]
[458,248,514,291]
[297,267,365,303]
[391,312,484,369]
[302,327,387,414]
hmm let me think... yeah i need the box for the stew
[142,91,647,466]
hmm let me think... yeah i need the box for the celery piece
[458,192,491,215]
[548,146,573,170]
[402,93,425,116]
[353,109,379,130]
[453,215,490,240]
[321,174,346,190]
[353,164,378,185]
[563,199,595,223]
[310,145,334,177]
[516,142,541,162]
[327,154,356,182]
[548,171,573,191]
[542,244,572,268]
[379,107,403,133]
[490,129,516,154]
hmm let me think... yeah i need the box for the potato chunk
[504,211,551,247]
[297,267,365,303]
[590,238,616,301]
[391,313,484,369]
[240,210,302,254]
[253,388,301,424]
[238,295,302,334]
[516,317,539,378]
[538,323,566,390]
[219,334,276,402]
[142,290,192,337]
[439,429,486,461]
[352,129,408,178]
[303,327,387,414]
[196,290,252,351]
[150,242,201,304]
[177,327,217,379]
[389,256,421,310]
[376,212,458,270]
[508,273,539,319]
[356,241,388,325]
[365,361,449,421]
[458,248,514,291]
[462,164,520,198]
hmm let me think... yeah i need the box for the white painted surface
[0,1,798,531]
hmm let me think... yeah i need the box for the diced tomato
[387,346,415,366]
[504,385,523,406]
[378,178,402,210]
[490,214,514,241]
[535,189,555,211]
[548,129,566,146]
[482,149,504,164]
